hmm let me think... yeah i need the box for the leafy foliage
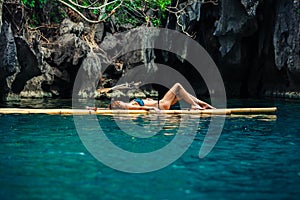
[113,0,172,27]
[21,0,47,8]
[59,0,172,27]
[20,0,66,27]
[20,0,172,27]
[19,0,175,28]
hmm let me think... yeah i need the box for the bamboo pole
[0,107,277,115]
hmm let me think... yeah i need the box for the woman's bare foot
[196,101,215,109]
[191,105,204,110]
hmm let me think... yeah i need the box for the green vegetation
[20,0,66,27]
[21,0,36,8]
[20,0,172,27]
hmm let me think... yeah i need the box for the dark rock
[273,0,300,90]
[100,27,158,69]
[177,0,201,32]
[2,1,24,35]
[59,18,84,36]
[265,90,300,99]
[13,19,91,98]
[2,0,299,100]
[52,33,90,67]
[94,23,105,44]
[0,1,2,27]
[18,73,54,98]
[241,0,260,16]
[94,27,163,99]
[48,29,90,97]
[0,21,17,100]
[11,37,41,94]
[5,35,57,98]
[214,0,258,63]
[73,51,102,98]
[0,21,17,78]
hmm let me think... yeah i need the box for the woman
[109,83,215,110]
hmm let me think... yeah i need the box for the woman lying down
[87,83,215,111]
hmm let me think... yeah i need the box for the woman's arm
[127,104,160,112]
[110,101,160,112]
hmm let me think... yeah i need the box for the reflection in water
[0,98,73,108]
[94,114,206,153]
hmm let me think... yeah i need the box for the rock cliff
[0,0,299,100]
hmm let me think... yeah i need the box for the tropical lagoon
[1,0,300,199]
[1,98,300,199]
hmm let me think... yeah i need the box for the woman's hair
[108,101,123,109]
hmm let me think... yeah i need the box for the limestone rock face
[2,18,94,99]
[0,22,17,78]
[0,0,2,32]
[214,0,258,61]
[163,0,300,97]
[273,0,300,90]
[0,21,17,100]
[1,0,299,100]
[213,0,300,95]
[11,37,41,94]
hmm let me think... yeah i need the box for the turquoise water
[1,99,300,199]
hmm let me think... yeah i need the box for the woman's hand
[150,107,161,113]
[191,105,204,110]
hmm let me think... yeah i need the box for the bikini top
[134,98,144,106]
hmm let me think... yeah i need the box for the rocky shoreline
[0,0,299,101]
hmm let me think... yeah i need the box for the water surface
[0,99,300,199]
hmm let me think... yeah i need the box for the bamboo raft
[0,107,277,115]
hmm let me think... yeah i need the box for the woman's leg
[160,83,202,110]
[187,94,215,109]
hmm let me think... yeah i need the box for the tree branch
[58,0,123,24]
[65,0,119,10]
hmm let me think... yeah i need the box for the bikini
[134,98,161,109]
[134,98,145,106]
